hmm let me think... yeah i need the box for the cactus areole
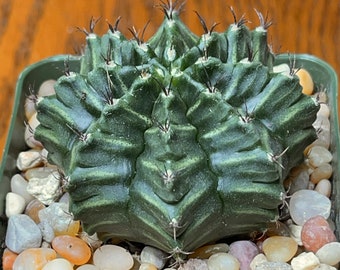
[35,2,319,256]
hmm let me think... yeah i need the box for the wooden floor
[0,0,339,161]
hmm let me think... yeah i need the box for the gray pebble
[5,214,42,253]
[38,220,55,243]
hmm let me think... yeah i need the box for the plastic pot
[0,53,339,257]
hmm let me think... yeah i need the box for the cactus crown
[35,1,318,256]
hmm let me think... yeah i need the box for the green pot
[0,54,339,254]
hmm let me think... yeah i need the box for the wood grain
[0,0,339,162]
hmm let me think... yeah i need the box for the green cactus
[35,2,319,256]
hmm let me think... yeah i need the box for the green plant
[34,1,319,257]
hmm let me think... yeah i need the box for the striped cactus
[35,2,318,257]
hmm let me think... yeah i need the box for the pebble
[289,189,331,225]
[5,192,26,217]
[317,103,330,118]
[38,79,56,97]
[254,261,292,270]
[78,231,103,249]
[77,264,100,270]
[285,165,310,194]
[314,179,332,197]
[189,243,229,259]
[10,174,35,203]
[178,258,209,270]
[309,129,331,150]
[2,248,18,270]
[24,112,43,149]
[92,244,134,270]
[16,149,44,171]
[290,252,320,270]
[315,242,340,266]
[314,264,337,270]
[25,95,37,120]
[288,224,303,246]
[310,163,333,184]
[24,166,57,181]
[229,240,259,270]
[313,115,331,134]
[207,253,240,270]
[77,265,100,270]
[249,253,267,270]
[24,199,46,223]
[139,262,158,270]
[307,146,332,168]
[301,215,337,253]
[12,248,57,270]
[51,235,91,265]
[140,245,168,269]
[38,220,55,243]
[42,258,74,270]
[6,214,42,253]
[296,68,314,95]
[38,202,74,235]
[262,236,298,262]
[27,173,62,205]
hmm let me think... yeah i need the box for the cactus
[34,1,319,256]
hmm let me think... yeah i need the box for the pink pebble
[229,240,259,270]
[301,215,337,253]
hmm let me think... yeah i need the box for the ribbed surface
[35,11,318,253]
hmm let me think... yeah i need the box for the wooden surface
[0,0,339,162]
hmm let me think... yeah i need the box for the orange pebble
[12,248,57,270]
[54,220,80,236]
[296,68,314,95]
[52,235,91,265]
[2,248,18,270]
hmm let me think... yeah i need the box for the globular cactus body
[35,3,319,255]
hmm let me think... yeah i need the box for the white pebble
[291,252,320,270]
[289,189,331,225]
[42,258,73,270]
[38,79,56,97]
[317,103,330,118]
[24,166,58,181]
[307,146,332,167]
[207,253,240,270]
[273,63,290,75]
[313,264,337,270]
[313,115,330,132]
[93,244,134,270]
[254,261,292,270]
[24,112,43,149]
[315,242,340,266]
[10,174,35,204]
[16,149,43,171]
[27,173,62,205]
[25,95,37,120]
[178,258,209,270]
[141,245,168,269]
[77,265,100,270]
[250,253,267,270]
[314,179,332,197]
[5,192,26,217]
[5,214,42,253]
[288,224,303,246]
